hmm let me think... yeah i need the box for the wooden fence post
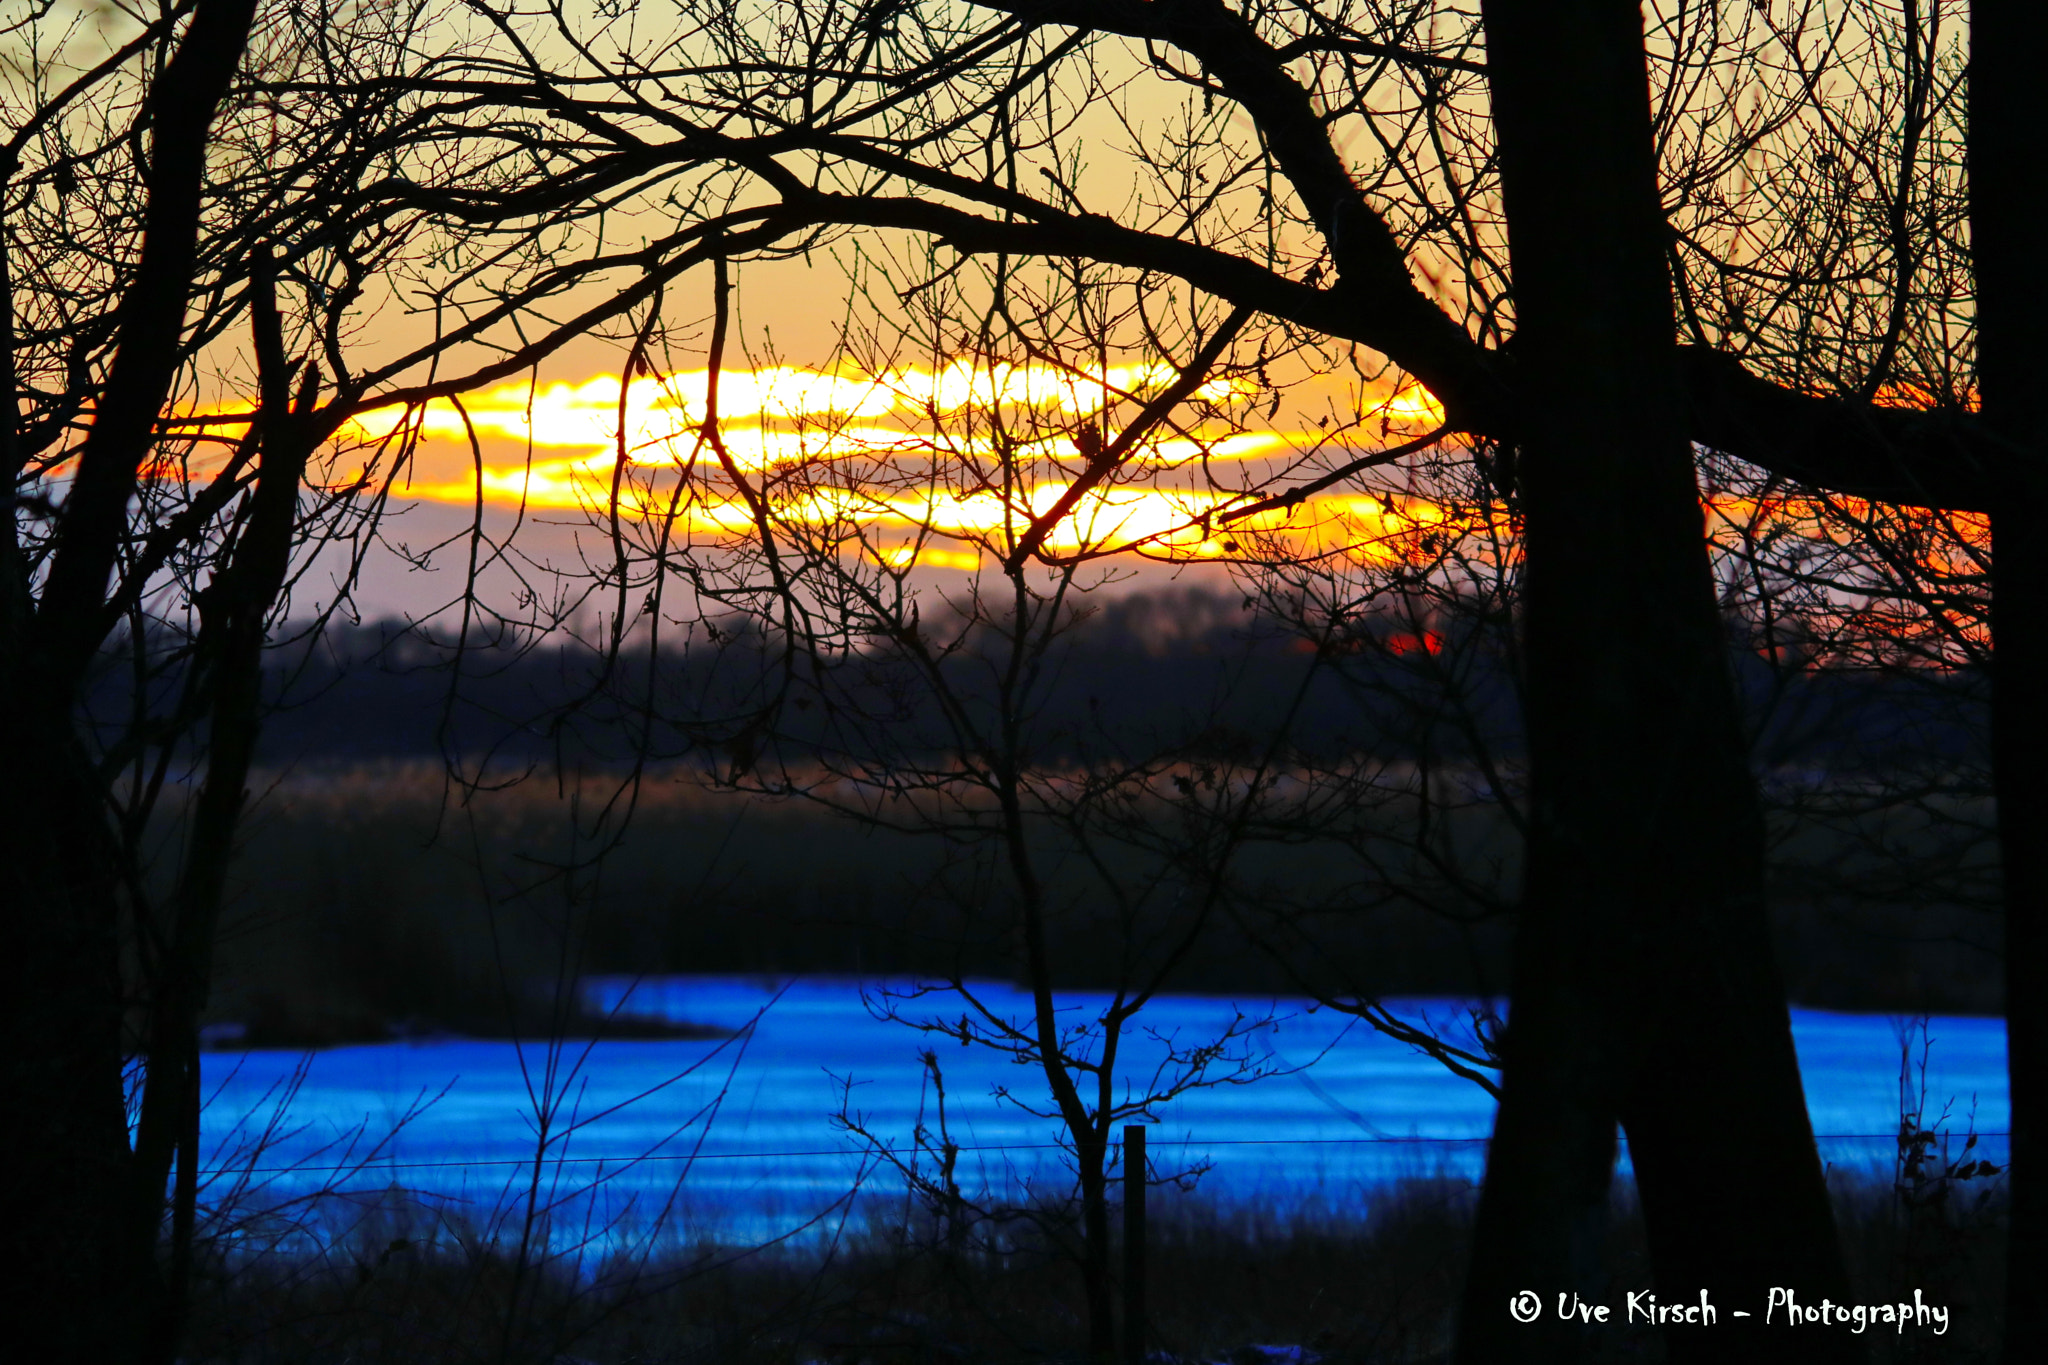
[1123,1124,1147,1365]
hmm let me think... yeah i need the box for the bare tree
[12,2,2035,1361]
[635,246,1314,1360]
[333,4,2048,1361]
[0,4,778,1357]
[1649,9,2037,1358]
[1967,9,2046,1357]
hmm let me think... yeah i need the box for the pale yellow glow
[400,456,1433,567]
[166,361,1452,569]
[1370,384,1446,427]
[387,418,1290,473]
[343,363,1268,460]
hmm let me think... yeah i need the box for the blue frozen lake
[195,977,2008,1251]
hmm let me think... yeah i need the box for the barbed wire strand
[196,1131,1999,1180]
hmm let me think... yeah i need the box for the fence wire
[197,1131,1998,1180]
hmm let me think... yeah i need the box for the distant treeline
[95,587,1986,772]
[126,587,1998,1047]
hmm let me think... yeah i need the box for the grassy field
[178,1168,2003,1365]
[192,762,2001,1048]
[199,762,1517,1044]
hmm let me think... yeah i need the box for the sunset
[5,3,2024,1364]
[150,362,1455,576]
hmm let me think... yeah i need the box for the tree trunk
[0,5,257,1358]
[0,719,157,1359]
[1078,1141,1117,1364]
[1989,518,2046,1365]
[1969,6,2048,1360]
[1456,5,1854,1361]
[129,260,325,1360]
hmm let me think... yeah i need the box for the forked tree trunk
[1969,6,2048,1360]
[1455,5,1855,1361]
[0,4,258,1359]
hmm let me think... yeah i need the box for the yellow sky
[321,362,1451,571]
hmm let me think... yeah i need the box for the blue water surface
[195,978,2007,1250]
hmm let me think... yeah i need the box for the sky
[226,263,1459,625]
[2,3,1485,623]
[278,351,1452,625]
[16,2,1906,633]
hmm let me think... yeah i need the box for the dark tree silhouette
[1969,6,2046,1359]
[269,2,2031,1359]
[5,7,268,1355]
[1453,5,1851,1359]
[2,4,764,1357]
[9,4,2038,1362]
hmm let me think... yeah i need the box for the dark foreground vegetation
[176,1171,2002,1365]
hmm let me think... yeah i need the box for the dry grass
[189,764,1998,1050]
[172,1166,2004,1365]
